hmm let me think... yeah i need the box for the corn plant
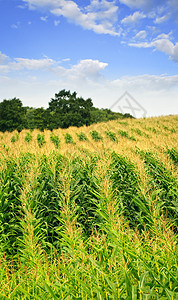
[167,148,178,167]
[105,131,118,142]
[76,132,88,141]
[64,133,74,144]
[11,133,19,143]
[118,129,136,141]
[90,130,103,141]
[140,150,178,227]
[50,134,60,149]
[37,133,46,148]
[25,132,32,143]
[0,115,177,299]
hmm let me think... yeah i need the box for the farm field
[0,115,177,299]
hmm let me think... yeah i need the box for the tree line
[0,89,134,132]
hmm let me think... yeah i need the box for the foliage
[118,129,136,141]
[0,115,177,298]
[91,107,125,123]
[0,90,134,132]
[37,133,46,148]
[167,148,178,167]
[90,130,103,141]
[0,98,27,132]
[140,151,178,227]
[25,132,32,143]
[47,89,93,129]
[105,131,118,142]
[11,133,19,143]
[76,132,88,141]
[26,108,50,131]
[64,133,74,144]
[50,134,60,149]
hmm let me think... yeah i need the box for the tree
[26,107,50,131]
[47,90,93,129]
[0,98,27,132]
[90,107,124,124]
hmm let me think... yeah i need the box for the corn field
[0,115,177,299]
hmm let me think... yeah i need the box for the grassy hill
[0,115,177,299]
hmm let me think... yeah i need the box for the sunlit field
[0,115,177,299]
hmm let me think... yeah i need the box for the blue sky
[0,0,178,117]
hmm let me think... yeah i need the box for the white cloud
[0,51,8,64]
[1,71,178,117]
[53,59,108,83]
[156,32,172,39]
[111,74,178,90]
[0,56,57,73]
[12,57,55,70]
[118,0,163,11]
[40,16,48,22]
[54,20,60,26]
[154,14,170,24]
[62,58,70,62]
[135,30,147,39]
[11,22,21,29]
[154,39,178,62]
[0,50,178,116]
[121,11,146,25]
[0,52,107,83]
[22,0,120,36]
[129,36,178,62]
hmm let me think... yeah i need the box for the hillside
[0,115,177,299]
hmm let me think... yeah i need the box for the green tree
[90,107,124,124]
[26,108,50,131]
[0,98,27,132]
[47,90,93,129]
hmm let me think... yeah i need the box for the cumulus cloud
[118,0,163,11]
[111,74,178,91]
[129,35,178,62]
[53,59,108,84]
[154,14,170,24]
[11,22,21,29]
[40,16,48,22]
[0,51,8,64]
[54,20,60,26]
[135,30,147,39]
[0,56,57,73]
[121,11,146,25]
[0,51,108,84]
[12,57,55,70]
[1,71,178,117]
[22,0,120,35]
